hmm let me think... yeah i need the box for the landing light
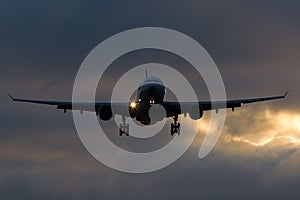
[130,102,137,108]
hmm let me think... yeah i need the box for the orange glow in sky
[197,108,300,147]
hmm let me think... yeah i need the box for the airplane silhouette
[9,73,288,136]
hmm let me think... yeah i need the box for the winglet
[284,90,289,97]
[8,93,15,101]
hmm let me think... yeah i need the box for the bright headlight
[130,102,137,108]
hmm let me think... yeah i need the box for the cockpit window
[141,76,164,86]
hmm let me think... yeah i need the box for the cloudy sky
[1,0,300,199]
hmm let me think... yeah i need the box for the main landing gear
[119,115,181,136]
[119,116,129,136]
[171,115,180,135]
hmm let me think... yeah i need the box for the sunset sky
[1,0,300,199]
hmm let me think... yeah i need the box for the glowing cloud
[197,107,300,148]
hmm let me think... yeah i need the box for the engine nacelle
[98,105,112,121]
[188,104,203,120]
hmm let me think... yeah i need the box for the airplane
[9,72,289,136]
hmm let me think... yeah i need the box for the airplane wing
[163,91,289,114]
[9,90,288,118]
[8,93,129,116]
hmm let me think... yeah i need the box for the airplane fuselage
[133,76,165,125]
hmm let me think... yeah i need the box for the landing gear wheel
[171,123,180,135]
[119,116,129,136]
[171,115,180,135]
[119,125,129,136]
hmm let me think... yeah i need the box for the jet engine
[98,105,112,121]
[188,104,203,120]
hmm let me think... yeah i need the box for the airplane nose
[139,84,164,102]
[138,101,150,110]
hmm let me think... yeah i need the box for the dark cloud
[1,0,300,199]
